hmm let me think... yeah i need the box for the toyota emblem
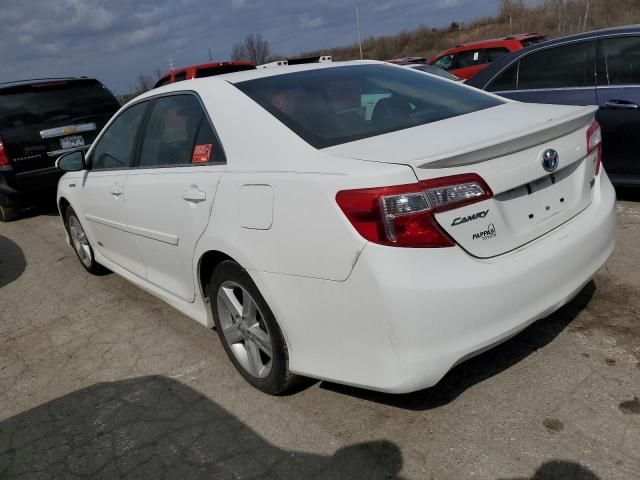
[542,149,559,172]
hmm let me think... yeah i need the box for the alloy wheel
[216,281,274,378]
[68,215,92,268]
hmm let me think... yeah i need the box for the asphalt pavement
[1,194,639,479]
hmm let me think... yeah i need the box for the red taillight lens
[587,120,602,175]
[0,139,9,167]
[336,173,492,248]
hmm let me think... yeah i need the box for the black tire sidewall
[209,260,294,395]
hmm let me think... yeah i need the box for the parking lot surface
[1,197,639,480]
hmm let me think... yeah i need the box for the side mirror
[56,150,85,172]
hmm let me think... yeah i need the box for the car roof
[466,24,640,89]
[455,33,544,48]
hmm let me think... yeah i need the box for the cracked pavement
[0,195,639,479]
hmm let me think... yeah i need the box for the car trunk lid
[326,102,599,258]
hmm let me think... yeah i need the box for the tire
[209,260,299,395]
[64,206,106,275]
[0,203,20,222]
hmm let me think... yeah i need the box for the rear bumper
[0,166,61,199]
[252,173,617,393]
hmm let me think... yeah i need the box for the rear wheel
[65,207,105,275]
[209,260,299,395]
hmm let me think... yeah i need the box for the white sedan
[56,61,616,394]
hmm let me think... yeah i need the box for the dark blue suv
[467,26,640,187]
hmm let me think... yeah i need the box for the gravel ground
[0,193,639,480]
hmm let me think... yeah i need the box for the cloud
[300,15,325,28]
[111,23,170,50]
[0,0,497,94]
[437,0,462,8]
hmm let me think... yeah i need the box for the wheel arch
[197,250,237,298]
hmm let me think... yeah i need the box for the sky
[0,0,503,95]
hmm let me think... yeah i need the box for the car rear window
[236,64,502,148]
[0,79,119,130]
[520,37,547,48]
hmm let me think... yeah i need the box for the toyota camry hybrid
[56,61,616,395]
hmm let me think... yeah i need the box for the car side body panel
[57,62,617,392]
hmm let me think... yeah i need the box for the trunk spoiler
[418,106,597,169]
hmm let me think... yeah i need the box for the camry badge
[542,149,559,172]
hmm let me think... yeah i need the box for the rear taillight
[0,139,9,167]
[587,120,602,175]
[336,173,492,248]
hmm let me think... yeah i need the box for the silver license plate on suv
[60,135,85,150]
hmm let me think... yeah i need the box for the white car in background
[56,61,616,395]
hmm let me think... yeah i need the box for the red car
[154,61,256,88]
[429,33,546,80]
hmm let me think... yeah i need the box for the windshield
[0,79,119,130]
[236,64,501,148]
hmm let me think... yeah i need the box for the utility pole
[208,48,213,62]
[582,0,590,31]
[356,6,363,60]
[167,56,175,71]
[154,68,162,80]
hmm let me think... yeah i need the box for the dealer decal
[473,223,497,241]
[192,144,213,163]
[451,209,489,226]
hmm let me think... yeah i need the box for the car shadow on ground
[0,235,26,289]
[499,460,601,479]
[321,281,596,412]
[0,375,406,479]
[0,376,602,479]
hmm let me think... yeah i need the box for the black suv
[0,77,120,221]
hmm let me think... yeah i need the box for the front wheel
[65,207,105,275]
[209,260,299,395]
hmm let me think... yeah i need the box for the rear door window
[174,72,187,82]
[137,94,224,168]
[517,41,595,90]
[454,49,487,69]
[485,47,510,62]
[91,102,147,170]
[604,36,640,85]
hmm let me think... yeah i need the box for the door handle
[604,100,639,110]
[182,188,206,202]
[110,185,123,197]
